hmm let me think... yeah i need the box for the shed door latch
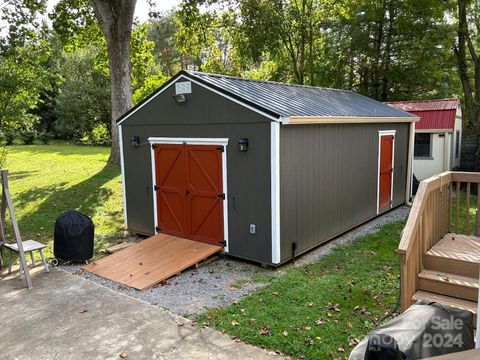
[154,185,159,191]
[218,193,225,200]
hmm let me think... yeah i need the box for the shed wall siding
[279,123,409,262]
[121,82,273,263]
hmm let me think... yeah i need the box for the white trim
[118,74,279,125]
[118,125,128,229]
[150,143,158,235]
[377,130,396,214]
[406,122,415,202]
[148,137,229,146]
[284,116,419,125]
[271,122,281,264]
[148,137,230,252]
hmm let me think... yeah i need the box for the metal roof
[186,71,415,118]
[385,99,460,112]
[386,99,460,131]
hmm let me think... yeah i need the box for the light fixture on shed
[238,138,248,152]
[130,136,140,148]
[173,94,187,103]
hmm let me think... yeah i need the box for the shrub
[89,124,111,145]
[4,129,16,145]
[0,146,7,169]
[19,130,36,145]
[38,132,53,145]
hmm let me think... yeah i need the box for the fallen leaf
[79,309,88,314]
[305,326,311,331]
[283,330,288,337]
[304,338,314,346]
[272,291,279,296]
[249,318,256,323]
[240,308,246,313]
[119,351,128,358]
[259,327,271,336]
[347,322,353,328]
[338,346,345,353]
[307,302,314,307]
[327,312,332,317]
[231,320,240,327]
[315,319,325,325]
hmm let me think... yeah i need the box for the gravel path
[61,205,410,317]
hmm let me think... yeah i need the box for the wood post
[1,170,32,289]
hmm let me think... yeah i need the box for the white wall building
[387,99,462,181]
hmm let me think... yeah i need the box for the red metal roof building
[386,99,460,132]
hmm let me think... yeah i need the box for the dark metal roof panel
[187,71,414,118]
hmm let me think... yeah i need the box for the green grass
[5,143,123,259]
[197,221,404,360]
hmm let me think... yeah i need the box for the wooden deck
[82,234,222,290]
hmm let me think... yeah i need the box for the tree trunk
[92,0,136,165]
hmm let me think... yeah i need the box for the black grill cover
[54,210,94,261]
[349,301,474,360]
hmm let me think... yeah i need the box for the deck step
[411,290,477,324]
[424,251,480,278]
[417,270,478,302]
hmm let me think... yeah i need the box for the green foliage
[88,123,111,146]
[0,41,51,134]
[19,130,37,145]
[4,129,16,145]
[38,132,53,145]
[133,73,169,105]
[0,146,7,169]
[198,221,405,359]
[54,46,110,140]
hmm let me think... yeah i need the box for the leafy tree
[0,41,51,134]
[54,46,110,140]
[133,72,169,105]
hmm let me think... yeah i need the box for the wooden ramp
[82,234,222,290]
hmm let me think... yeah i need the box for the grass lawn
[4,142,123,259]
[197,221,405,360]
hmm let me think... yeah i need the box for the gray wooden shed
[117,71,418,266]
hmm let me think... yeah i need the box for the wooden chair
[3,240,49,279]
[0,170,34,288]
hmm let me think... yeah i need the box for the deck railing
[398,171,480,310]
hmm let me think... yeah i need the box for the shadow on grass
[13,164,121,244]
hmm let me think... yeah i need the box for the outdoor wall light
[173,94,187,103]
[130,136,140,148]
[238,138,248,152]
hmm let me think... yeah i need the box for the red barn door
[378,135,394,212]
[154,144,224,246]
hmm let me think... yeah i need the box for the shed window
[414,133,431,158]
[455,131,460,159]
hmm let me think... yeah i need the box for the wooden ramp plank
[82,234,222,290]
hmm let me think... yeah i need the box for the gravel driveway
[62,205,410,317]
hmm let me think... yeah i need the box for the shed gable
[119,76,275,127]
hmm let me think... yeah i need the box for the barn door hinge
[219,240,226,247]
[151,144,156,149]
[155,226,161,232]
[218,193,225,200]
[216,146,224,152]
[154,185,159,191]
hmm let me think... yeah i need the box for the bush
[89,124,111,145]
[19,130,36,145]
[38,132,53,145]
[0,146,7,169]
[4,129,16,145]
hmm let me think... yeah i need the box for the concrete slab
[0,267,279,360]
